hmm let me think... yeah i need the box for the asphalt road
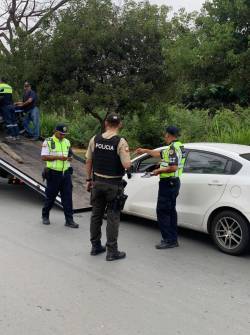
[1,179,250,335]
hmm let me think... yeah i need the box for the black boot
[106,250,126,261]
[42,217,50,225]
[90,243,106,256]
[65,219,79,228]
[155,240,179,249]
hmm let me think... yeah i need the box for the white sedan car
[123,143,250,255]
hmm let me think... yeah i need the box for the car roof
[184,143,250,155]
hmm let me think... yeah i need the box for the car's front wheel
[211,210,250,255]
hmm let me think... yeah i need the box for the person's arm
[22,97,33,108]
[86,159,93,179]
[118,138,132,170]
[136,148,161,158]
[15,97,33,108]
[41,155,68,162]
[152,165,177,176]
[85,137,95,191]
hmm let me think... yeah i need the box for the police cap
[165,126,180,136]
[106,113,121,124]
[55,123,68,134]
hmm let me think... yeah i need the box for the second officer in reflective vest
[41,124,79,228]
[136,126,185,249]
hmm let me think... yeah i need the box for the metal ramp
[0,135,91,212]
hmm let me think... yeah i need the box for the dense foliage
[0,0,249,146]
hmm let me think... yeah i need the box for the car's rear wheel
[211,210,250,255]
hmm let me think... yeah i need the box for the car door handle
[208,182,224,186]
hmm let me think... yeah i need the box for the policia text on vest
[136,126,186,250]
[41,124,78,228]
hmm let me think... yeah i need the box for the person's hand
[15,102,23,107]
[86,181,93,192]
[136,148,145,155]
[152,169,161,176]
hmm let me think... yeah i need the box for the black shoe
[65,220,79,228]
[106,251,126,261]
[155,240,179,249]
[90,244,106,256]
[42,217,50,225]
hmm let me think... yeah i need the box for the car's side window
[136,155,161,173]
[184,151,229,174]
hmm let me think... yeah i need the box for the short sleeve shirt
[23,90,37,111]
[41,139,50,156]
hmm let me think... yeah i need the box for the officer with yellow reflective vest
[0,78,19,140]
[41,124,79,228]
[136,126,185,249]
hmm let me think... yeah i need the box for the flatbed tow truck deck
[0,134,91,212]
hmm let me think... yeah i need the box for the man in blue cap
[136,126,186,249]
[41,124,79,228]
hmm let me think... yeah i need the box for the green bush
[40,105,250,148]
[40,111,100,147]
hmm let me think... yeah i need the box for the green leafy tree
[27,0,170,123]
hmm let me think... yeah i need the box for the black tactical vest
[93,135,125,177]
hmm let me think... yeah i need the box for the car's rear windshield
[240,153,250,161]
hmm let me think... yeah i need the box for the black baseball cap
[165,126,181,136]
[55,123,68,134]
[106,113,121,123]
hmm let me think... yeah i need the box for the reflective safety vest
[160,141,185,179]
[46,135,71,172]
[0,83,13,94]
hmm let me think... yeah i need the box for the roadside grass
[40,105,250,148]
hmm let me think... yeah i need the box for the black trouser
[156,178,180,243]
[2,105,19,137]
[42,169,73,221]
[90,179,123,253]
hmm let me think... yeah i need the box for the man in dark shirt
[15,81,40,140]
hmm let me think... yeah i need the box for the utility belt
[159,177,179,185]
[94,174,123,185]
[42,167,73,181]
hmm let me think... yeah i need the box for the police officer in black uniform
[86,113,131,261]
